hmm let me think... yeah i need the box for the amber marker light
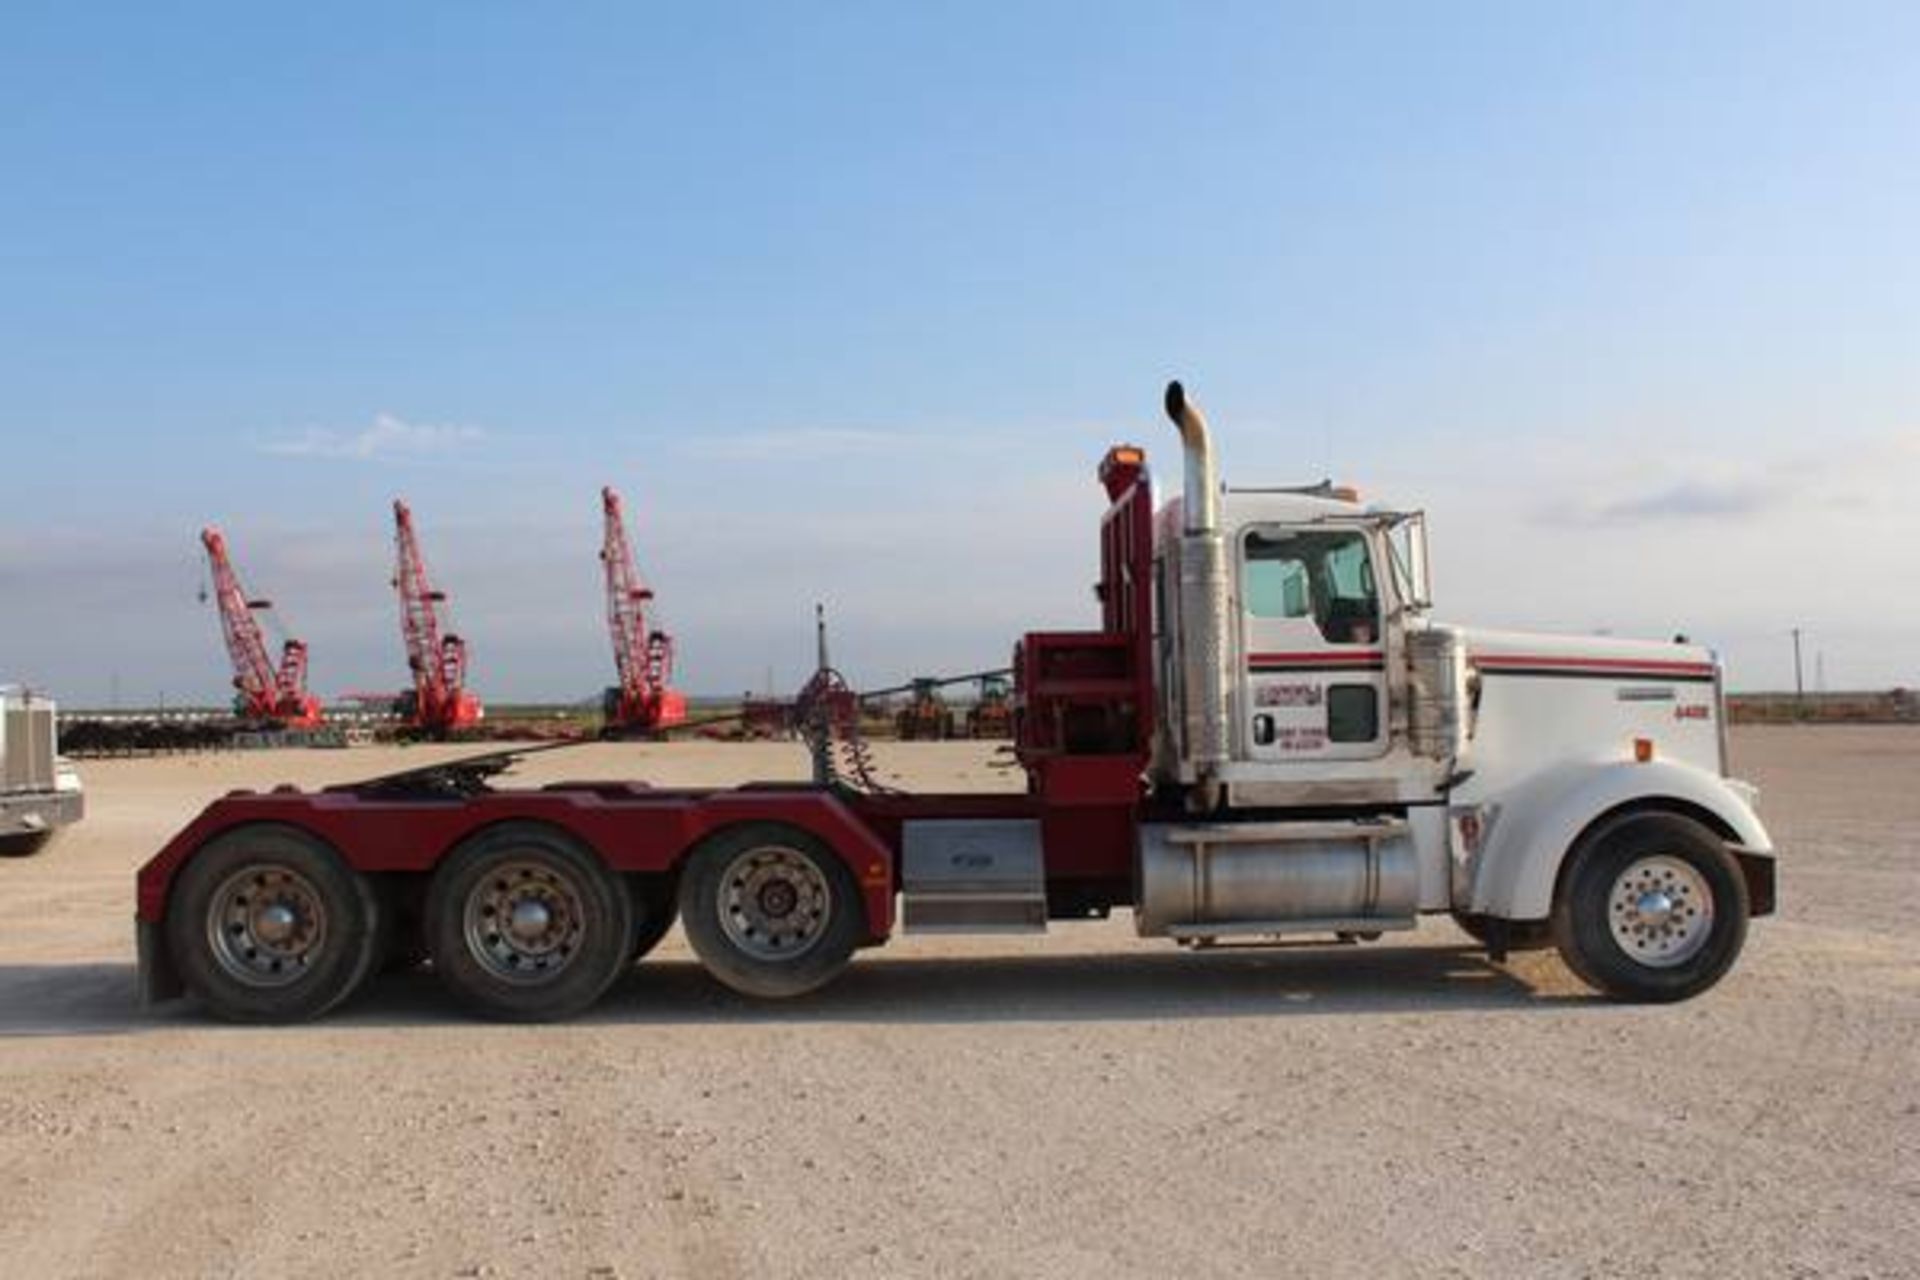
[1634,737,1655,763]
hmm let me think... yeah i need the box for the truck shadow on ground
[0,945,1586,1037]
[579,945,1585,1025]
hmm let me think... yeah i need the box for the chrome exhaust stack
[1164,381,1231,811]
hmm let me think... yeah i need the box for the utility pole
[1791,628,1806,722]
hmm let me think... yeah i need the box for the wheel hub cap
[1634,889,1676,928]
[759,881,799,918]
[719,846,831,962]
[253,902,299,944]
[464,860,587,984]
[1608,855,1713,968]
[508,899,552,940]
[206,864,329,988]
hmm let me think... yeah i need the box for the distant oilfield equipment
[599,486,686,736]
[199,526,323,729]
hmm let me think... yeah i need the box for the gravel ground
[0,726,1914,1278]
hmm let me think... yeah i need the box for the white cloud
[261,414,486,460]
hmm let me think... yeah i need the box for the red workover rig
[391,500,483,736]
[198,527,324,729]
[599,486,687,736]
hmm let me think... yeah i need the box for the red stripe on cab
[1474,654,1716,677]
[1248,650,1384,665]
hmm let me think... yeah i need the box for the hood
[1453,626,1719,678]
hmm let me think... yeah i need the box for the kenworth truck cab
[134,383,1773,1023]
[1132,384,1771,987]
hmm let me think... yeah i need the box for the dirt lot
[1,727,1915,1278]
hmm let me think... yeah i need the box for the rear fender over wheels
[688,800,896,941]
[164,822,383,1024]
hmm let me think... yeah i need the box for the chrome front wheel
[1606,854,1714,968]
[1554,812,1749,1002]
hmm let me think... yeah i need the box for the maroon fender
[136,783,898,941]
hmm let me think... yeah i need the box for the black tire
[426,823,632,1022]
[628,875,679,961]
[678,822,863,999]
[0,831,54,858]
[1552,812,1749,1002]
[1451,913,1555,952]
[165,823,382,1024]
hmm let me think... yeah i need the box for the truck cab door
[1237,525,1390,762]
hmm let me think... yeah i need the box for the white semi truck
[1,687,84,856]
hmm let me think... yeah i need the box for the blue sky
[2,1,1916,703]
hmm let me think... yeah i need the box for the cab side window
[1244,530,1380,645]
[1243,546,1311,619]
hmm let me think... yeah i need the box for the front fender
[1467,759,1773,919]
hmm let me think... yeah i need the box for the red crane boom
[600,486,686,734]
[199,527,323,728]
[391,500,482,735]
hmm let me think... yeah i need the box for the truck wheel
[1552,812,1749,1002]
[0,831,54,858]
[426,824,633,1022]
[678,823,861,998]
[629,875,678,961]
[166,823,382,1023]
[1451,913,1554,953]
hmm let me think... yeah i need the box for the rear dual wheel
[426,823,633,1022]
[678,823,862,999]
[167,824,382,1024]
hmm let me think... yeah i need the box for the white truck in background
[1,687,84,856]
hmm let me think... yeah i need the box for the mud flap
[1733,851,1776,917]
[137,917,183,1005]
